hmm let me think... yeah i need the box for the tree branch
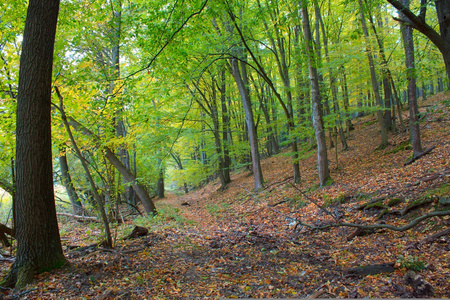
[385,0,447,52]
[125,0,208,79]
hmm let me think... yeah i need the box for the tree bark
[219,69,232,184]
[359,0,389,149]
[156,158,165,199]
[386,0,450,85]
[1,0,66,289]
[60,111,157,215]
[59,148,83,215]
[400,0,423,156]
[300,0,331,186]
[59,108,113,248]
[230,58,264,191]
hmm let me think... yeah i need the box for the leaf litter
[0,93,449,299]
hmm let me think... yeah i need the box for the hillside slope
[1,92,448,299]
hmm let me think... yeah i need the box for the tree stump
[124,226,149,240]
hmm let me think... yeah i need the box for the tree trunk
[61,112,113,248]
[220,69,232,184]
[59,149,83,215]
[359,0,389,149]
[315,0,348,150]
[227,4,299,183]
[300,0,331,186]
[400,0,423,156]
[1,0,66,289]
[157,170,165,199]
[64,114,157,215]
[367,9,394,131]
[386,0,450,85]
[435,0,450,87]
[340,67,354,136]
[258,0,301,183]
[230,58,264,191]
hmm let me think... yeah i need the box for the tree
[358,0,389,149]
[59,147,83,215]
[300,0,331,186]
[0,0,66,288]
[386,0,450,86]
[230,57,264,191]
[400,0,423,156]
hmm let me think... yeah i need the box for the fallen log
[57,212,98,222]
[356,195,390,210]
[346,263,395,276]
[420,228,450,244]
[404,146,435,166]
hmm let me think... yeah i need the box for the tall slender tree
[300,0,331,186]
[359,0,389,149]
[400,0,423,156]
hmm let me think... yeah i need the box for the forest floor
[1,92,450,299]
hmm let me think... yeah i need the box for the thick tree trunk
[1,0,66,289]
[435,0,450,88]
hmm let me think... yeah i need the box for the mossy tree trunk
[0,0,66,289]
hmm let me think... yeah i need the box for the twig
[57,212,98,222]
[263,176,293,191]
[238,184,260,204]
[9,288,38,299]
[268,199,289,207]
[290,183,339,221]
